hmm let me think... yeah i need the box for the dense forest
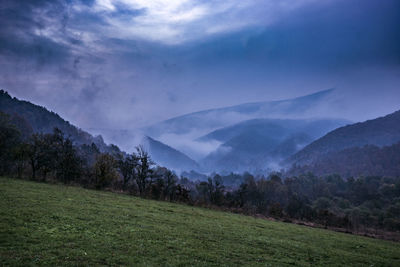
[1,109,399,236]
[289,143,400,178]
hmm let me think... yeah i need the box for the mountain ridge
[0,90,115,152]
[145,88,337,138]
[290,109,400,166]
[163,88,336,122]
[143,136,199,172]
[198,118,349,173]
[289,142,400,177]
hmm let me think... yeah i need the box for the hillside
[143,136,199,171]
[199,118,348,172]
[146,88,336,137]
[0,90,114,152]
[140,89,339,161]
[291,110,400,166]
[289,142,400,177]
[1,177,399,266]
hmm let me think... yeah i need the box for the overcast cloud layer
[0,0,399,144]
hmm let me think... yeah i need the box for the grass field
[1,177,399,266]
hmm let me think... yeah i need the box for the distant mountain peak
[165,88,336,122]
[145,88,337,139]
[221,88,336,110]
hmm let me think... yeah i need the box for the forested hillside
[290,142,400,177]
[290,110,400,166]
[0,90,114,152]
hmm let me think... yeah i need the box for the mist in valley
[1,0,399,174]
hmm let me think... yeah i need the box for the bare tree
[135,145,155,196]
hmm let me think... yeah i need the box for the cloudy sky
[1,0,399,137]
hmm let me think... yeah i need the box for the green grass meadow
[1,177,399,266]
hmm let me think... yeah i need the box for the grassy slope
[0,177,399,266]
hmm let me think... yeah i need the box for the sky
[1,0,399,140]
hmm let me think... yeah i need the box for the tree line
[1,111,399,234]
[0,112,190,200]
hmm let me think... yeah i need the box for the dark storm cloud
[2,0,399,73]
[178,0,400,70]
[261,0,400,68]
[0,0,70,62]
[0,0,114,128]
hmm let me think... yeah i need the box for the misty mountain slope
[290,109,400,166]
[0,90,113,152]
[142,136,199,171]
[271,133,314,158]
[198,118,348,143]
[199,118,349,173]
[289,142,400,178]
[145,88,336,139]
[198,119,291,143]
